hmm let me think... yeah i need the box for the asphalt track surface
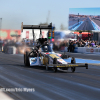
[0,52,100,100]
[76,17,94,31]
[69,17,86,26]
[69,17,95,31]
[91,18,100,27]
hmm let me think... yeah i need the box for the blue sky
[0,0,100,30]
[69,8,100,15]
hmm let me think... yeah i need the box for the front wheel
[53,58,57,73]
[46,58,51,70]
[71,57,76,73]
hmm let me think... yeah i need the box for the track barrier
[64,47,100,54]
[4,45,100,55]
[7,46,17,54]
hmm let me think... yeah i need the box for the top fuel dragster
[22,22,88,72]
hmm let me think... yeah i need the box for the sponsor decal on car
[57,54,61,57]
[57,59,68,64]
[30,58,37,64]
[49,58,53,64]
[49,54,60,58]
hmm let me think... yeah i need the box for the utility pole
[46,11,50,24]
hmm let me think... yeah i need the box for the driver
[43,45,48,52]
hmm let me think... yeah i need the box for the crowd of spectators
[0,39,34,53]
[0,38,100,53]
[53,39,100,52]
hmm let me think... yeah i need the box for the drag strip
[0,52,100,100]
[69,17,95,31]
[76,17,94,30]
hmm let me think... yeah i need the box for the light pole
[0,18,2,39]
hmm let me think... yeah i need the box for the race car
[22,22,88,73]
[24,38,88,73]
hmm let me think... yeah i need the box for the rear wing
[21,22,55,41]
[21,22,55,31]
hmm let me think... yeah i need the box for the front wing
[47,63,88,69]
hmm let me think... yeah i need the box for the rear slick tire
[24,51,30,66]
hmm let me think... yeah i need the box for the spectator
[91,41,95,47]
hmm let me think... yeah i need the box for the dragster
[22,22,88,73]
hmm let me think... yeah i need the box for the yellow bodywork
[43,56,48,65]
[49,54,60,59]
[57,65,78,67]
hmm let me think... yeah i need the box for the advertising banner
[77,47,100,54]
[26,31,29,39]
[0,30,21,40]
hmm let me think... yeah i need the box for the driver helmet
[44,46,48,52]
